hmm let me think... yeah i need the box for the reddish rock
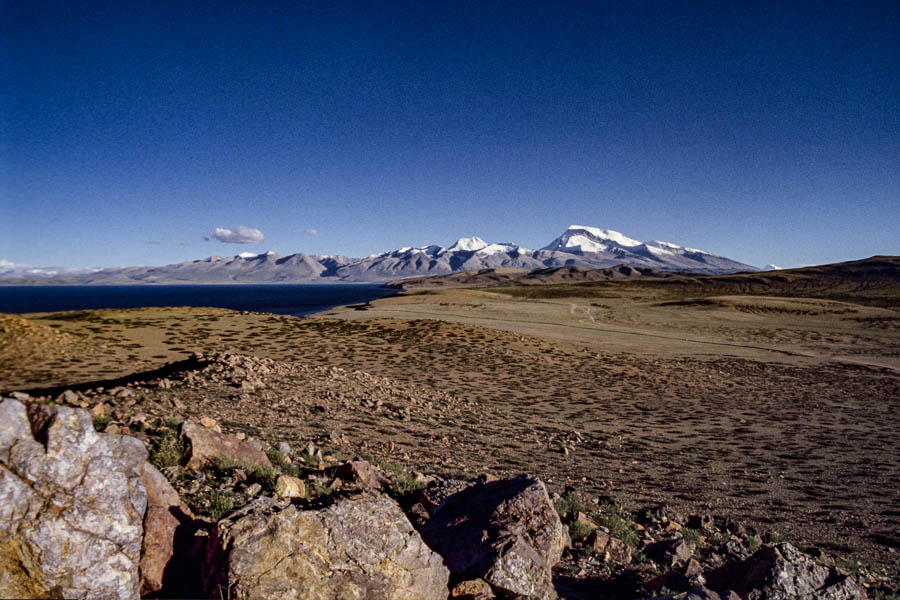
[588,529,632,564]
[181,420,272,470]
[648,537,693,567]
[335,459,383,489]
[140,462,203,596]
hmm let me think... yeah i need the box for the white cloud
[211,226,264,244]
[296,228,318,235]
[0,259,16,269]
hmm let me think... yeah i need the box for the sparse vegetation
[246,464,278,494]
[208,491,235,521]
[382,461,424,496]
[149,427,187,468]
[595,512,639,548]
[92,414,111,432]
[681,527,704,549]
[835,557,864,576]
[568,521,594,542]
[554,490,592,518]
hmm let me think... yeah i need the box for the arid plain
[1,257,898,585]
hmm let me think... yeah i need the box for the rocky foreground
[0,390,892,599]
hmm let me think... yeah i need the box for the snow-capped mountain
[538,225,752,273]
[0,226,757,284]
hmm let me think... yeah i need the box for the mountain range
[0,225,758,284]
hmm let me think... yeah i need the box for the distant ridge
[1,225,758,284]
[390,255,900,308]
[385,264,676,290]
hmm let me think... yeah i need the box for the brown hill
[489,256,900,308]
[386,264,675,291]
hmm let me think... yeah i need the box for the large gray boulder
[420,474,569,600]
[0,398,148,599]
[732,543,868,600]
[210,494,449,600]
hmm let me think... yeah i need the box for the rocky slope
[1,351,894,599]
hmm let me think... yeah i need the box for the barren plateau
[1,257,898,593]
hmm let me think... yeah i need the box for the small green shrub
[569,521,594,542]
[834,558,863,576]
[308,479,329,498]
[280,464,300,478]
[596,513,640,548]
[149,429,187,468]
[247,464,278,494]
[746,534,762,553]
[681,527,704,549]
[393,471,424,495]
[554,491,592,518]
[208,492,235,521]
[380,462,423,496]
[631,550,649,564]
[211,454,239,473]
[266,448,290,468]
[92,415,112,432]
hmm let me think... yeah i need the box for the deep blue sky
[2,0,897,269]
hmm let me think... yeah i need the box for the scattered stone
[336,459,383,489]
[211,494,449,599]
[274,474,305,499]
[640,504,670,525]
[726,538,751,559]
[574,511,598,530]
[588,529,632,564]
[647,537,693,567]
[420,477,478,512]
[451,578,497,599]
[646,586,723,600]
[245,482,262,496]
[181,420,272,470]
[56,388,78,404]
[275,441,292,456]
[688,513,715,531]
[199,416,222,432]
[0,398,147,599]
[420,475,568,600]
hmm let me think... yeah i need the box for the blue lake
[0,284,395,317]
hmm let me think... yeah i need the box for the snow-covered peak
[646,240,682,250]
[542,225,643,254]
[763,264,782,271]
[477,242,524,256]
[237,252,259,258]
[446,236,488,253]
[566,225,641,247]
